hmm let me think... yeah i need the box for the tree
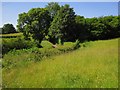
[106,16,119,38]
[90,21,107,40]
[45,2,60,19]
[98,16,119,39]
[48,4,76,44]
[75,15,89,42]
[17,8,51,47]
[45,2,61,44]
[17,12,30,40]
[2,24,16,34]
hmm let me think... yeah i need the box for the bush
[2,41,81,69]
[2,37,37,55]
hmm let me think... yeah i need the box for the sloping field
[2,38,118,88]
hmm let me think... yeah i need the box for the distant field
[2,38,118,88]
[0,33,22,38]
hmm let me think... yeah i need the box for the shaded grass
[2,38,118,88]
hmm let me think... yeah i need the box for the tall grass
[2,38,118,88]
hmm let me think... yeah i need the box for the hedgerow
[2,41,80,69]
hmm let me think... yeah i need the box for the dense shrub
[2,37,37,55]
[2,41,81,69]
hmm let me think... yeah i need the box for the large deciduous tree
[48,4,76,45]
[17,8,51,47]
[45,2,60,19]
[17,12,30,39]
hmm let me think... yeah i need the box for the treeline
[75,15,120,41]
[14,2,120,46]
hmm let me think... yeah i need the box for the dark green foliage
[80,15,120,41]
[90,20,107,40]
[1,36,19,38]
[98,16,120,39]
[0,28,2,34]
[17,8,51,46]
[17,3,119,45]
[48,4,76,44]
[1,24,16,34]
[45,2,60,19]
[75,16,89,41]
[2,38,36,55]
[45,2,60,44]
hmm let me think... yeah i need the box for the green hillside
[2,38,118,88]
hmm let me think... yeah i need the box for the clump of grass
[41,40,53,49]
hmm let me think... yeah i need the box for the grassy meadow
[2,38,118,88]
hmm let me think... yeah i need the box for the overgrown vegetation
[2,37,37,55]
[2,40,80,69]
[2,38,118,88]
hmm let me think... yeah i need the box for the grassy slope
[2,38,118,88]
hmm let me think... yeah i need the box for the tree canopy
[45,2,60,19]
[17,8,51,47]
[48,4,76,44]
[16,2,119,47]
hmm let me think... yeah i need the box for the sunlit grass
[2,38,118,88]
[0,33,22,37]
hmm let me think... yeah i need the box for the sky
[1,2,118,28]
